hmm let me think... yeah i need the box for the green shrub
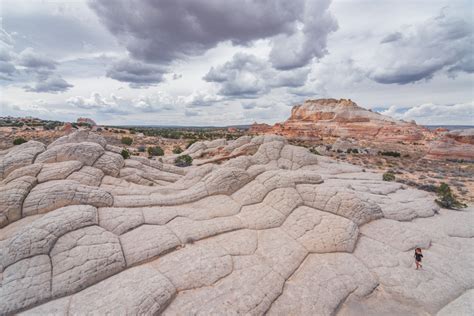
[174,154,193,167]
[379,151,401,157]
[172,146,183,154]
[120,149,130,159]
[121,136,133,145]
[13,137,27,145]
[435,183,467,209]
[137,146,146,152]
[148,146,164,156]
[383,171,395,181]
[186,139,197,149]
[309,148,320,155]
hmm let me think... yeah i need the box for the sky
[0,0,473,126]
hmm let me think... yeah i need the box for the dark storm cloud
[269,0,338,70]
[89,0,336,69]
[380,32,402,43]
[106,58,166,88]
[204,53,309,97]
[370,8,473,84]
[24,74,73,93]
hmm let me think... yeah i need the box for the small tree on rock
[172,146,183,154]
[121,149,130,159]
[148,146,164,157]
[121,136,133,146]
[435,182,467,209]
[383,171,395,181]
[175,154,193,167]
[13,137,27,145]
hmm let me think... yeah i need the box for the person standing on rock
[414,248,423,269]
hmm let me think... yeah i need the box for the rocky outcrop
[250,99,428,142]
[0,130,472,315]
[426,129,474,161]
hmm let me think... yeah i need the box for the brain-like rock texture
[0,130,472,315]
[0,141,45,179]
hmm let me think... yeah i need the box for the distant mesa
[426,129,474,161]
[77,117,97,126]
[250,98,429,142]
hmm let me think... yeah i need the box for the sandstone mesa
[0,130,473,315]
[250,98,474,161]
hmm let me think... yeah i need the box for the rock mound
[426,128,474,161]
[0,131,472,315]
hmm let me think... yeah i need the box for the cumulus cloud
[0,61,16,77]
[0,27,73,93]
[0,25,17,78]
[89,0,336,70]
[186,90,223,107]
[370,8,473,84]
[380,32,402,44]
[24,74,73,93]
[67,91,183,114]
[269,0,337,70]
[204,53,310,97]
[241,102,257,110]
[106,58,167,88]
[67,92,124,113]
[380,101,474,125]
[18,47,57,69]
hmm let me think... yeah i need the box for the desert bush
[148,146,164,156]
[379,151,401,157]
[172,146,183,154]
[383,171,395,181]
[435,182,467,209]
[120,149,130,159]
[137,146,146,152]
[13,137,27,145]
[186,139,197,149]
[121,136,133,145]
[309,148,320,155]
[174,154,193,167]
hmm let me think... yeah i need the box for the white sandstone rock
[0,255,52,314]
[0,175,37,227]
[36,160,83,183]
[50,225,125,296]
[0,141,45,179]
[1,205,98,269]
[120,224,181,266]
[36,142,104,166]
[22,180,113,216]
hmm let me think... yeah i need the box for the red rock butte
[250,98,429,142]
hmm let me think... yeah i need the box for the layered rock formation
[0,131,473,315]
[426,129,474,161]
[250,99,429,142]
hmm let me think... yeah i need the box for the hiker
[414,248,423,270]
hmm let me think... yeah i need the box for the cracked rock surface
[1,131,472,315]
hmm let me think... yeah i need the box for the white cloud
[381,101,474,125]
[368,7,473,84]
[0,0,473,126]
